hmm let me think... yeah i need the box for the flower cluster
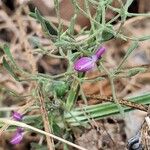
[74,47,106,72]
[10,111,24,145]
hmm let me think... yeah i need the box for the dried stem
[16,8,37,74]
[86,95,148,112]
[38,90,54,150]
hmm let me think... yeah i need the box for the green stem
[66,93,150,126]
[115,41,138,73]
[99,62,124,116]
[110,77,124,117]
[65,73,85,111]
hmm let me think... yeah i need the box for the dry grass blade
[0,99,35,136]
[0,119,87,150]
[38,90,54,150]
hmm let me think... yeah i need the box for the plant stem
[99,62,124,116]
[115,41,139,73]
[38,90,54,150]
[110,77,124,117]
[65,73,84,111]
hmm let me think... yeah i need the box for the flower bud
[74,47,106,72]
[12,111,23,121]
[10,128,24,145]
[74,56,96,72]
[94,47,106,59]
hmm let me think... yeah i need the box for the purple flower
[74,56,96,72]
[74,47,106,72]
[12,111,23,121]
[10,128,24,145]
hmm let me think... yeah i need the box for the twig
[86,95,148,112]
[145,116,150,130]
[16,8,37,74]
[102,122,116,148]
[38,90,54,150]
[85,64,150,81]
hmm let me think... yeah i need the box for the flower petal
[12,111,23,121]
[74,57,95,72]
[10,130,23,145]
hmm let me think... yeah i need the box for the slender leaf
[68,14,77,35]
[65,73,85,111]
[115,41,139,72]
[30,9,58,36]
[127,67,146,77]
[3,44,15,64]
[65,93,150,126]
[2,57,19,81]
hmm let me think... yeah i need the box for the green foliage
[2,57,19,81]
[31,143,48,150]
[52,121,63,136]
[127,67,146,77]
[3,44,16,64]
[1,0,150,149]
[65,73,84,111]
[101,25,114,41]
[65,93,150,126]
[30,10,58,36]
[1,0,150,122]
[52,81,69,97]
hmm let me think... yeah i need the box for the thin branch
[85,64,150,81]
[38,90,54,150]
[99,62,124,116]
[86,95,148,112]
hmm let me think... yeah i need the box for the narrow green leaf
[65,73,85,111]
[68,14,77,35]
[65,93,150,126]
[138,35,150,41]
[102,25,114,41]
[65,79,80,111]
[31,143,48,150]
[124,0,134,10]
[52,122,63,136]
[127,67,146,77]
[30,9,58,36]
[59,48,66,57]
[115,41,139,72]
[35,8,50,36]
[127,41,139,55]
[2,57,19,81]
[3,44,15,64]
